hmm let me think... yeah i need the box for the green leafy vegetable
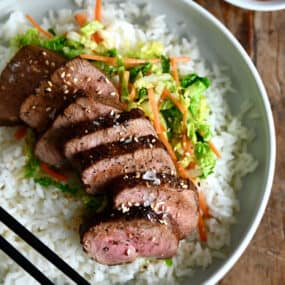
[47,28,56,36]
[161,55,170,73]
[194,142,216,178]
[23,130,40,178]
[94,62,118,78]
[180,73,210,90]
[160,100,183,139]
[80,20,104,37]
[11,28,86,59]
[11,28,41,48]
[164,258,173,266]
[34,177,78,194]
[127,41,164,59]
[105,48,118,57]
[129,62,152,83]
[137,87,148,101]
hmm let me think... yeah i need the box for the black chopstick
[0,206,90,285]
[0,235,54,285]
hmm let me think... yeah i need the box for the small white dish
[225,0,285,11]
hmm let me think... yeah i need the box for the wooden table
[194,1,285,284]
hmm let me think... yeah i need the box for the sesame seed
[73,77,78,83]
[66,73,71,77]
[45,60,49,66]
[47,81,53,87]
[45,87,52,92]
[84,129,88,134]
[64,89,69,94]
[42,51,47,56]
[61,72,66,78]
[110,91,116,97]
[46,107,51,112]
[51,62,55,67]
[32,105,36,110]
[126,249,131,256]
[87,77,91,82]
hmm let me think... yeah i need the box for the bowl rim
[185,0,276,284]
[224,0,285,11]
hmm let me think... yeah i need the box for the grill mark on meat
[71,135,176,193]
[20,58,120,132]
[110,173,199,239]
[64,109,157,159]
[0,45,66,125]
[72,135,166,171]
[63,108,145,139]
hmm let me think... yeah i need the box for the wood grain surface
[194,1,285,284]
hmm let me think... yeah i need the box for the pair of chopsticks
[0,206,90,285]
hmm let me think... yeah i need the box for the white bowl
[2,0,276,284]
[225,0,285,11]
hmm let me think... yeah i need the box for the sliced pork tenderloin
[64,108,157,159]
[71,135,176,194]
[35,95,122,168]
[81,207,179,265]
[20,58,120,132]
[110,172,199,239]
[0,45,66,125]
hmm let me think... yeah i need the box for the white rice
[0,1,257,284]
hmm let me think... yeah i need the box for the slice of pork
[20,58,120,132]
[110,172,199,239]
[64,108,157,159]
[81,207,179,265]
[0,45,66,125]
[71,135,176,194]
[35,95,122,168]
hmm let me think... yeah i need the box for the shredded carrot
[209,141,221,158]
[129,84,136,101]
[170,58,180,85]
[198,191,210,218]
[80,54,117,65]
[171,56,191,63]
[25,15,53,38]
[40,163,68,182]
[74,13,87,27]
[80,54,189,67]
[182,134,194,154]
[198,212,207,242]
[95,0,102,21]
[92,31,104,44]
[124,70,130,87]
[148,88,162,135]
[15,127,27,140]
[187,161,196,170]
